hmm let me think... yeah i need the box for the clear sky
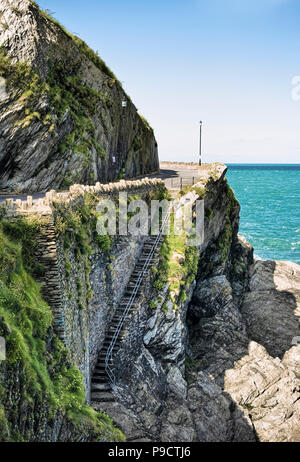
[36,0,300,163]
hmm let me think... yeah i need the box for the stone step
[110,317,125,324]
[93,369,107,375]
[94,363,106,375]
[111,314,126,321]
[108,324,124,331]
[96,358,111,365]
[106,334,124,341]
[124,287,142,294]
[96,363,108,370]
[91,392,115,403]
[103,341,120,347]
[91,382,111,391]
[127,280,143,286]
[92,373,108,379]
[91,233,165,393]
[118,301,137,307]
[92,377,109,384]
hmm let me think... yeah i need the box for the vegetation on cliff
[0,0,158,191]
[0,48,108,174]
[216,182,239,262]
[152,216,199,311]
[0,218,124,442]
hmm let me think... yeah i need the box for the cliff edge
[91,165,300,442]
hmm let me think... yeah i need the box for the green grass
[138,114,153,132]
[1,217,46,276]
[217,222,233,262]
[0,220,124,442]
[152,214,199,307]
[12,7,22,17]
[178,185,206,199]
[193,186,206,199]
[54,191,112,254]
[205,207,213,219]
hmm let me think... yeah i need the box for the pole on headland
[199,121,202,166]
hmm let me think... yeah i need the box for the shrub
[193,186,206,199]
[152,213,199,309]
[205,208,213,219]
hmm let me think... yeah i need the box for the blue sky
[37,0,300,163]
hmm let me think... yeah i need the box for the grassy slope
[0,218,124,442]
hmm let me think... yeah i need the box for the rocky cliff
[0,0,159,192]
[92,165,300,443]
[0,160,299,442]
[0,177,166,442]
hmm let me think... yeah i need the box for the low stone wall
[34,218,66,341]
[0,177,165,401]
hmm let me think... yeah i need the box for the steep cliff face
[0,217,125,442]
[0,0,159,192]
[1,161,299,442]
[93,165,300,443]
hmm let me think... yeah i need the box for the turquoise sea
[226,164,300,264]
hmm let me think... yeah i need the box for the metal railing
[163,176,199,190]
[105,210,170,384]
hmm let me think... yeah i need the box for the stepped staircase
[91,234,164,403]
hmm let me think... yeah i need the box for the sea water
[226,164,300,264]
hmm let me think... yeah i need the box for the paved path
[0,163,213,203]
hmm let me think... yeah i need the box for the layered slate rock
[186,257,300,442]
[0,0,158,192]
[94,167,300,443]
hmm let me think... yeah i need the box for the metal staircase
[91,232,165,402]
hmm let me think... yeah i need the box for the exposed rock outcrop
[1,150,299,441]
[0,0,158,192]
[93,166,300,443]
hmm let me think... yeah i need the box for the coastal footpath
[0,163,299,442]
[0,0,159,192]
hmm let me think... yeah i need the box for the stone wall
[0,177,165,400]
[33,217,65,341]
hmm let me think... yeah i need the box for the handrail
[105,209,170,383]
[165,176,199,190]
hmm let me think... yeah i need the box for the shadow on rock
[187,258,300,442]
